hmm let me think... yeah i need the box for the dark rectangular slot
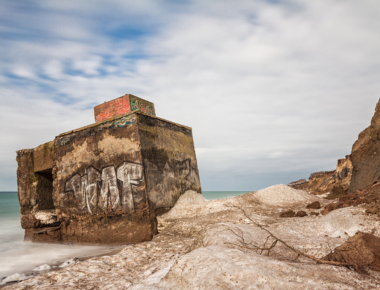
[35,169,55,210]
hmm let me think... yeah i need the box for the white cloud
[1,0,380,190]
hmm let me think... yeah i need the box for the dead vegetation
[219,204,380,273]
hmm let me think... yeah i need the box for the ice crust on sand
[173,190,207,206]
[6,186,380,289]
[59,258,79,268]
[33,264,51,271]
[1,273,34,285]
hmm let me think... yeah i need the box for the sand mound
[174,190,207,206]
[253,184,319,207]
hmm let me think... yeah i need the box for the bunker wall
[137,114,202,216]
[53,113,152,244]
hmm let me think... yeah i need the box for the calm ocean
[0,191,249,280]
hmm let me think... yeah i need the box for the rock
[333,155,353,192]
[322,181,380,216]
[323,232,380,272]
[307,171,336,194]
[296,210,307,217]
[280,210,296,217]
[326,184,347,200]
[349,99,380,193]
[306,201,321,209]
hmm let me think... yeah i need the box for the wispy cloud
[1,0,379,190]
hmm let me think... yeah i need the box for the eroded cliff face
[290,99,380,196]
[349,100,380,193]
[330,155,354,197]
[307,171,336,194]
[289,155,353,196]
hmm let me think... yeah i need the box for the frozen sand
[3,185,380,289]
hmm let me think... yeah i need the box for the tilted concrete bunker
[16,94,202,244]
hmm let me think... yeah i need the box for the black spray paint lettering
[64,162,144,214]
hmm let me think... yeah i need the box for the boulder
[306,201,321,209]
[323,231,380,272]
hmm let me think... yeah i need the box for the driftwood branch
[224,204,359,271]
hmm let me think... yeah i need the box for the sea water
[0,192,121,280]
[0,191,249,280]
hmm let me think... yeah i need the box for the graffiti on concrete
[130,96,155,116]
[112,115,137,128]
[64,162,144,214]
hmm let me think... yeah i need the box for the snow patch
[253,184,319,206]
[32,264,51,271]
[1,272,35,285]
[145,261,175,285]
[59,258,79,268]
[175,190,207,206]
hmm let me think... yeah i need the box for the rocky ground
[323,181,380,217]
[3,185,380,289]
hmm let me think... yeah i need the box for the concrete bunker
[16,94,202,244]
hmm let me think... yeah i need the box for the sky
[1,0,380,191]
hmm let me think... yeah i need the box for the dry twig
[224,203,359,271]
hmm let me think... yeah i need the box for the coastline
[3,187,380,289]
[0,191,249,287]
[0,244,125,287]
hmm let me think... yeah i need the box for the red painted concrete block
[94,94,155,122]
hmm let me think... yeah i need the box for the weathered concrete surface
[94,94,156,122]
[33,141,55,173]
[16,149,55,222]
[16,104,201,245]
[349,99,380,193]
[138,114,201,216]
[5,187,380,289]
